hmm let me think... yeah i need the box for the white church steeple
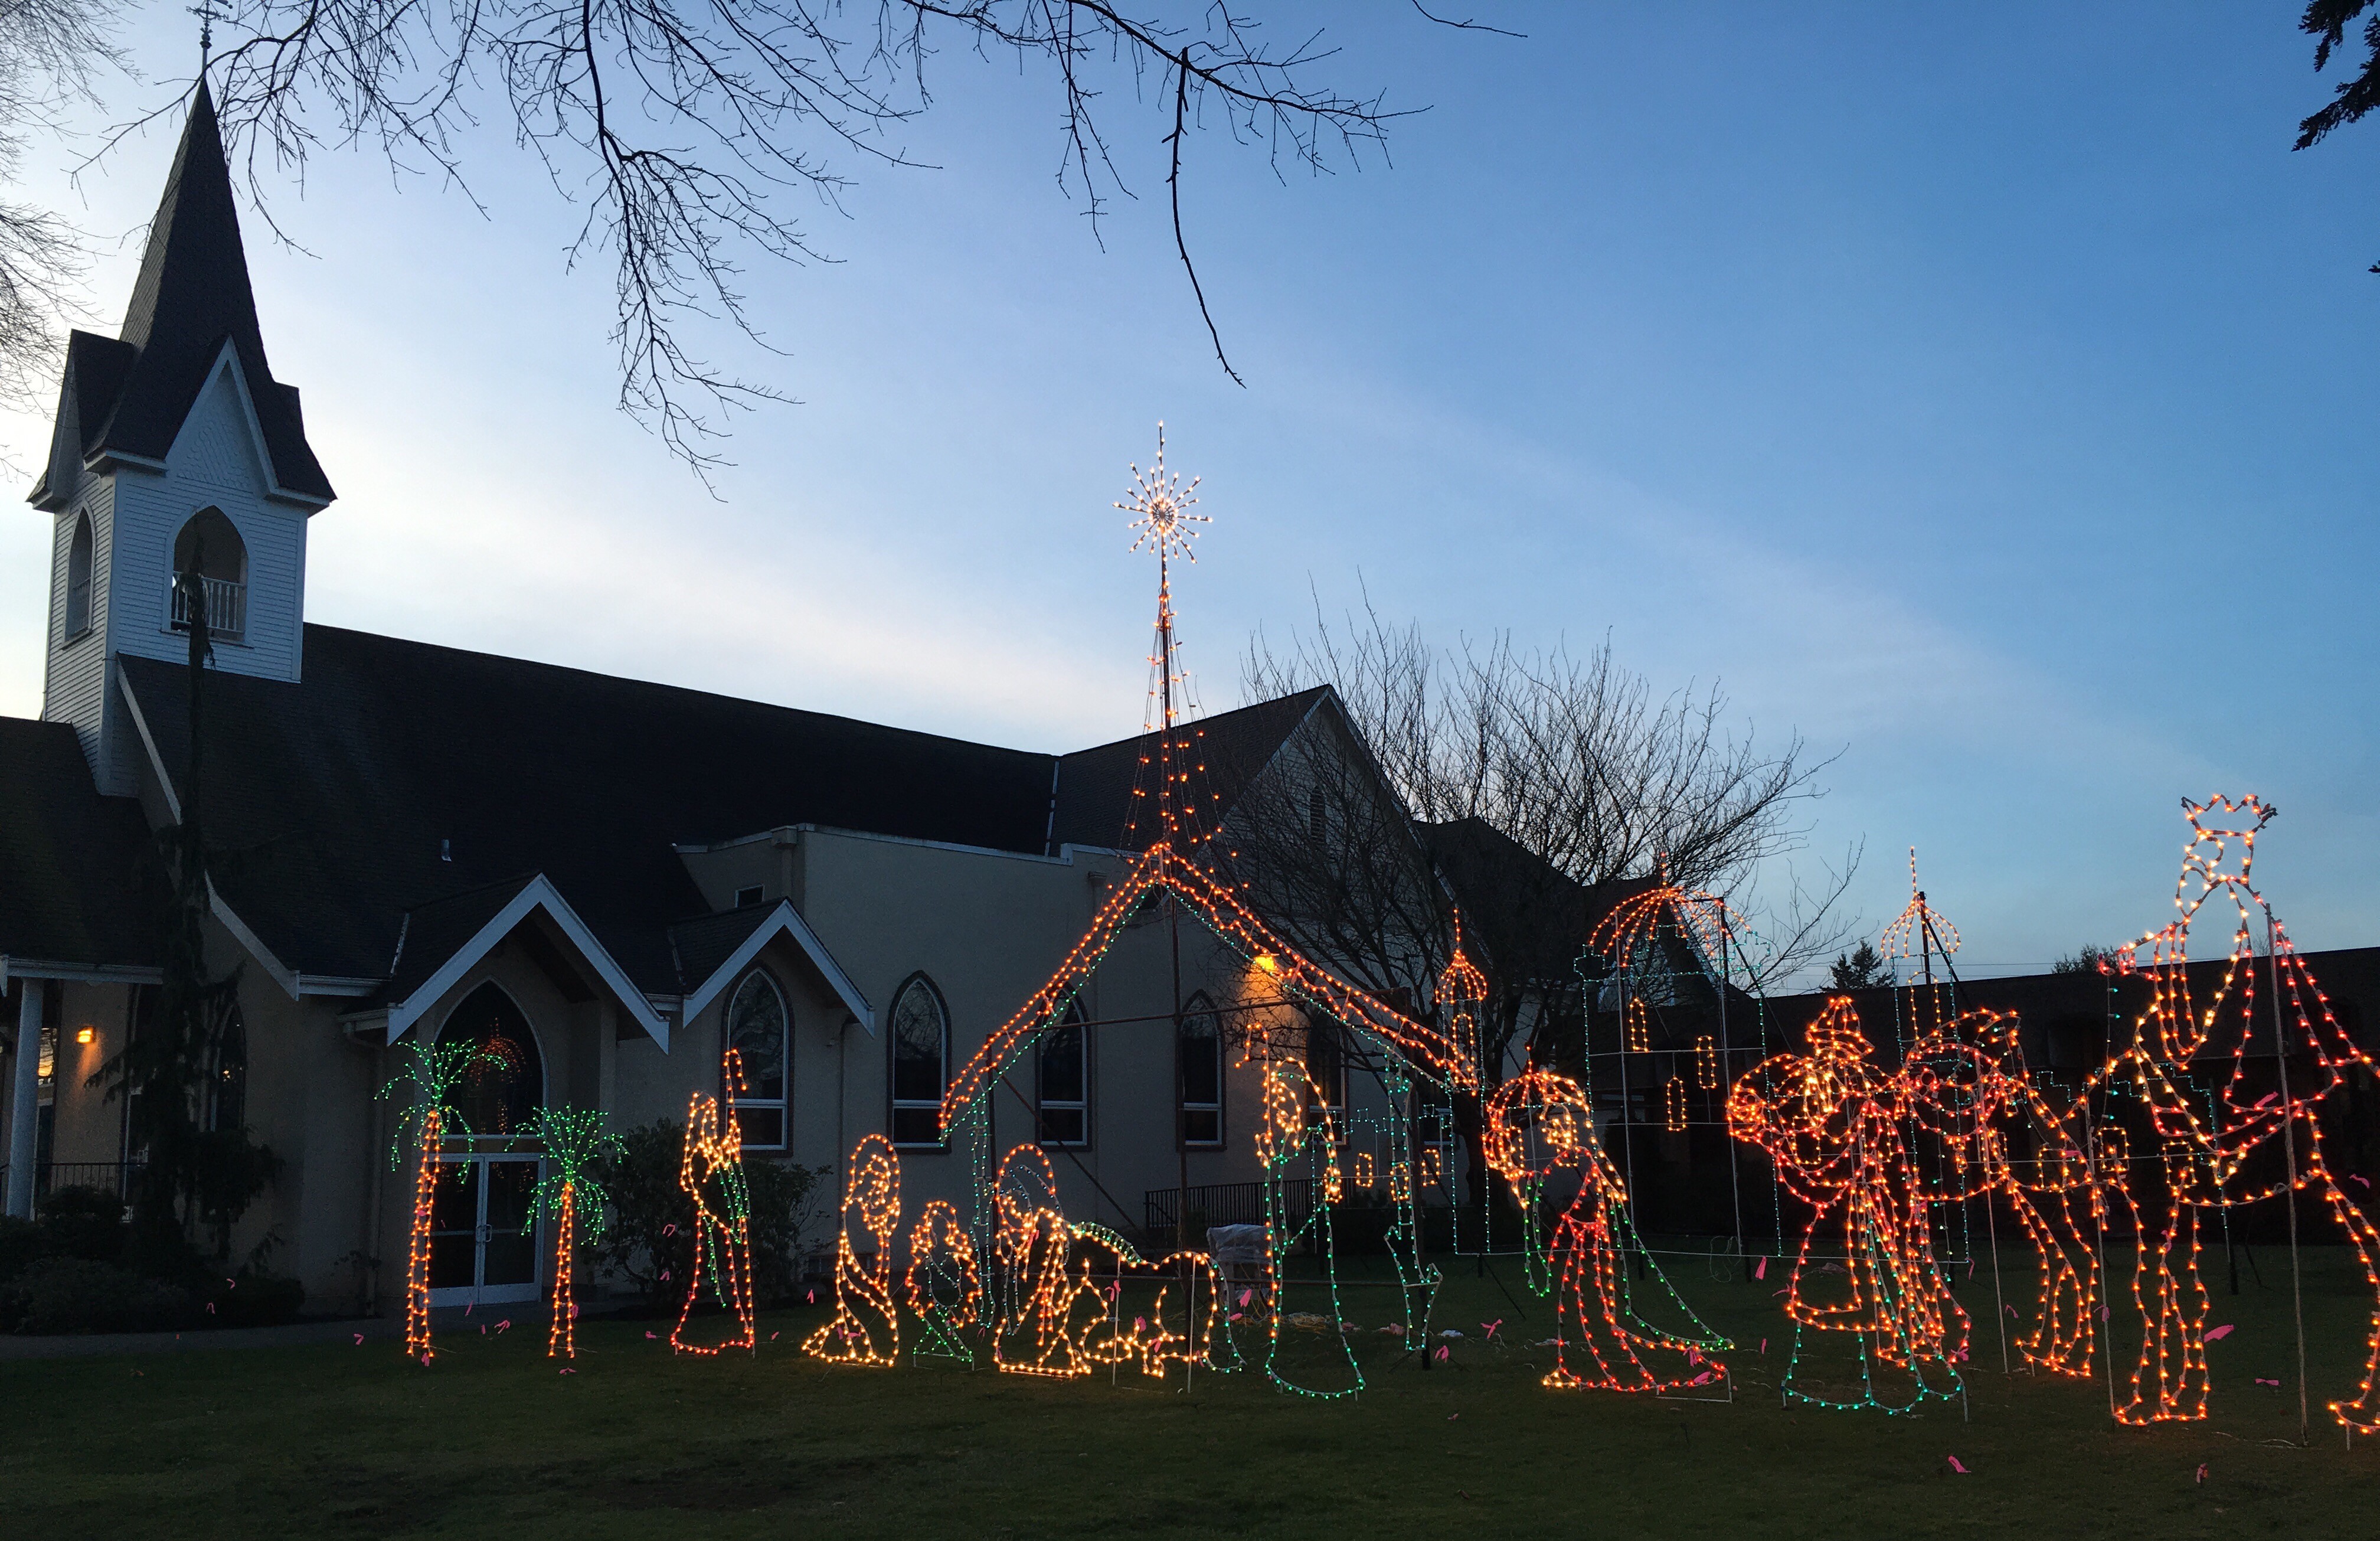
[28,83,334,795]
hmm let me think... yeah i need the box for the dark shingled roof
[30,84,332,507]
[384,874,541,1004]
[108,627,1321,995]
[668,905,776,994]
[120,625,1065,991]
[0,717,168,969]
[1050,686,1329,853]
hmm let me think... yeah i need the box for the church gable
[166,348,273,494]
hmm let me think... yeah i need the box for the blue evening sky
[2,3,2373,980]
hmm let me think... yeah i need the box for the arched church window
[1178,992,1222,1148]
[727,969,789,1150]
[1038,999,1090,1148]
[64,512,93,639]
[169,507,247,641]
[439,983,544,1142]
[889,974,949,1148]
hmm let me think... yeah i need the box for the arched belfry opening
[169,507,247,642]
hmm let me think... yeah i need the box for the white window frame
[726,968,790,1151]
[1177,992,1223,1149]
[1037,1000,1091,1150]
[889,975,950,1150]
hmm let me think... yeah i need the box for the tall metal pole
[1159,546,1192,1259]
[2266,907,2310,1443]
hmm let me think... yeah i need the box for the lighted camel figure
[2093,796,2380,1431]
[905,1198,983,1366]
[1483,1070,1730,1392]
[1895,1011,2099,1379]
[1728,999,1967,1411]
[807,1133,903,1366]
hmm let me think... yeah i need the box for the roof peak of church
[28,82,334,508]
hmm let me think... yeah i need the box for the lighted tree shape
[375,1037,495,1363]
[521,1107,622,1359]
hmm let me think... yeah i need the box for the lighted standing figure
[905,1199,984,1366]
[2092,797,2380,1432]
[517,1108,622,1360]
[1896,1011,2099,1379]
[375,1038,496,1364]
[671,1071,758,1356]
[806,1134,904,1366]
[1727,999,1967,1412]
[1483,1070,1731,1392]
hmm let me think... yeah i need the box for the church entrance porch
[428,1154,541,1307]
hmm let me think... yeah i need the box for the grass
[4,1248,2378,1539]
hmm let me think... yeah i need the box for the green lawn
[5,1249,2378,1539]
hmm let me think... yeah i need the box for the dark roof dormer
[28,83,333,510]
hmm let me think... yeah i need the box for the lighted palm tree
[375,1039,495,1362]
[521,1107,622,1358]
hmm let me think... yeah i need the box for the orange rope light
[990,1144,1097,1378]
[905,1199,983,1365]
[1728,999,1968,1412]
[2089,796,2380,1432]
[670,1082,757,1356]
[807,1134,903,1367]
[1483,1070,1730,1392]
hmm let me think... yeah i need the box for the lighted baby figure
[805,1134,903,1366]
[1484,1070,1730,1392]
[904,1199,983,1366]
[2094,797,2380,1431]
[1728,1000,1964,1412]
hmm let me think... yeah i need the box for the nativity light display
[375,1037,496,1363]
[521,1106,622,1359]
[669,1054,759,1356]
[806,1133,905,1366]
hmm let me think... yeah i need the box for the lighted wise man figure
[1895,1011,2097,1379]
[2095,796,2380,1431]
[806,1133,903,1366]
[1728,999,1966,1411]
[1484,1070,1730,1392]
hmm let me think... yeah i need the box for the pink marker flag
[1435,1346,1450,1362]
[1240,1289,1253,1308]
[1759,1338,1767,1355]
[1687,1347,1701,1366]
[1135,1317,1148,1333]
[1946,1455,1969,1474]
[2202,1324,2234,1344]
[2254,1092,2278,1110]
[2097,1305,2110,1321]
[2257,1377,2281,1386]
[205,1302,215,1314]
[770,1331,780,1341]
[645,1331,659,1340]
[1689,1371,1715,1386]
[2195,1464,2208,1485]
[663,1223,677,1236]
[497,1319,511,1331]
[806,1289,816,1304]
[2353,1175,2372,1190]
[1754,1256,1767,1280]
[2005,1305,2019,1317]
[1228,1313,1243,1323]
[420,1352,433,1367]
[560,1368,576,1376]
[353,1333,365,1346]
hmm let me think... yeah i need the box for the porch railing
[168,575,247,641]
[38,1161,143,1202]
[1144,1178,1312,1238]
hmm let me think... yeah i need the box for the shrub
[38,1186,128,1262]
[207,1269,306,1328]
[0,1216,42,1289]
[12,1256,193,1334]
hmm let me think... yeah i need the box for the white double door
[427,1153,542,1307]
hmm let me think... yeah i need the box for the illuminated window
[727,969,789,1149]
[889,975,949,1148]
[64,512,93,639]
[440,983,544,1142]
[1038,1000,1090,1148]
[1178,992,1222,1147]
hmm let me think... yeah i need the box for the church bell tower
[27,83,335,796]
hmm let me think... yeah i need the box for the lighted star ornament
[1116,424,1207,564]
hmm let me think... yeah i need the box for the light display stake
[806,1134,904,1366]
[671,1052,758,1356]
[520,1107,623,1359]
[1485,1071,1732,1392]
[375,1037,496,1363]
